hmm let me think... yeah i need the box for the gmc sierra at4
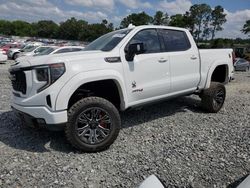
[9,25,234,152]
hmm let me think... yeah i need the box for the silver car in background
[234,58,250,71]
[8,42,43,60]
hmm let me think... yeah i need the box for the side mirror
[125,43,145,61]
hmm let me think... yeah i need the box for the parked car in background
[33,46,85,56]
[8,42,43,60]
[0,49,7,62]
[234,58,250,71]
[0,43,21,55]
[0,37,13,45]
[16,45,48,59]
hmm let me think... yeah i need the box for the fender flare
[55,69,128,111]
[204,61,229,89]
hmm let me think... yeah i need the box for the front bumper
[12,103,67,130]
[0,54,7,62]
[7,52,12,59]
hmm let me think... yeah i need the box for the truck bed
[198,49,233,88]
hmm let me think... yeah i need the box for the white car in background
[16,46,85,62]
[8,42,43,60]
[34,46,85,56]
[17,45,50,59]
[0,49,7,62]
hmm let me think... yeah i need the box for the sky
[0,0,249,39]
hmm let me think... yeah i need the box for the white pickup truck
[9,25,234,152]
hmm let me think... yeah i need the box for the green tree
[189,4,212,42]
[12,20,34,36]
[153,11,169,25]
[120,12,153,28]
[0,20,14,35]
[35,20,59,38]
[183,11,196,35]
[242,20,250,34]
[202,27,212,40]
[102,19,108,25]
[78,20,113,42]
[58,17,87,40]
[169,14,187,27]
[210,5,227,40]
[85,23,112,41]
[101,19,114,30]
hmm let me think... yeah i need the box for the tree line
[0,3,249,43]
[0,18,113,42]
[120,4,227,42]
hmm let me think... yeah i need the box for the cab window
[129,29,161,54]
[160,29,191,52]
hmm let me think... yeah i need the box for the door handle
[158,58,168,63]
[191,55,197,60]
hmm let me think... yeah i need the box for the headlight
[35,63,65,93]
[36,67,49,82]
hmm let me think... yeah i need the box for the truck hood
[25,50,109,66]
[11,50,113,71]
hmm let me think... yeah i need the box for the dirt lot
[0,61,249,188]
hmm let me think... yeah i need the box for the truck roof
[129,25,189,32]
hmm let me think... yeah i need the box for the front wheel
[13,53,19,60]
[65,97,121,152]
[201,82,226,113]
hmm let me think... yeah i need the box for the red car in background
[0,43,21,55]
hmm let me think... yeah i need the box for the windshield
[34,47,56,56]
[22,45,37,52]
[34,47,50,53]
[84,29,132,51]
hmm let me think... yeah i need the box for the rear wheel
[245,66,249,72]
[201,82,226,113]
[65,97,121,152]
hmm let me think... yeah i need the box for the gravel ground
[0,61,249,188]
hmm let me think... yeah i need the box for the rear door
[159,29,200,93]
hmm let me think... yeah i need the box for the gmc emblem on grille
[9,74,16,81]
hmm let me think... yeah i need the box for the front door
[120,29,171,104]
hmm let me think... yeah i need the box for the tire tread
[201,82,226,113]
[65,97,120,152]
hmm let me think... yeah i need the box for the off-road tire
[201,82,226,113]
[65,97,121,152]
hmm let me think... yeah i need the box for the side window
[160,29,191,52]
[237,60,242,64]
[129,29,161,54]
[54,48,71,54]
[239,60,246,64]
[35,47,47,53]
[71,48,82,52]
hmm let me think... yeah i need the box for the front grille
[10,71,27,94]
